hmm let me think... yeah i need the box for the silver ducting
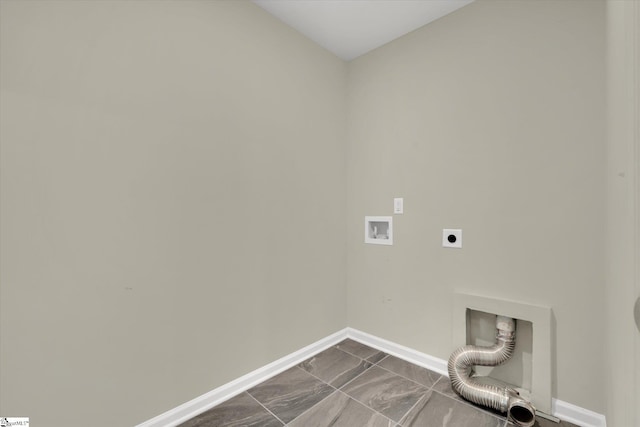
[447,315,536,427]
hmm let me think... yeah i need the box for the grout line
[348,363,435,426]
[281,388,339,426]
[245,392,287,426]
[317,345,377,386]
[374,354,390,365]
[316,346,380,392]
[335,389,398,426]
[277,366,340,425]
[293,343,407,423]
[241,340,505,427]
[248,342,393,426]
[336,340,386,362]
[370,360,509,425]
[395,391,431,427]
[329,357,429,426]
[244,341,505,427]
[429,385,508,423]
[373,358,441,392]
[298,341,374,381]
[141,329,588,427]
[329,343,440,425]
[293,365,338,392]
[334,360,374,391]
[335,348,369,360]
[242,363,337,426]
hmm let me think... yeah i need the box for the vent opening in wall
[466,309,533,392]
[453,293,552,414]
[365,216,393,245]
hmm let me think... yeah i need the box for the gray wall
[604,1,640,426]
[1,0,612,425]
[346,0,606,413]
[0,1,347,426]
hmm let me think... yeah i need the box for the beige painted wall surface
[0,1,347,426]
[346,0,605,413]
[605,1,640,426]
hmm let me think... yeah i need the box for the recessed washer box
[365,216,393,245]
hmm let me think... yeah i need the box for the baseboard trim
[136,328,348,427]
[137,327,606,427]
[551,399,607,427]
[347,327,606,427]
[345,327,449,376]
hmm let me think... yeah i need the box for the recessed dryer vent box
[453,292,552,414]
[365,216,393,245]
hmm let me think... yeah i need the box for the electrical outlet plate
[393,198,403,214]
[443,228,462,248]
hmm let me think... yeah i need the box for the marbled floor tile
[435,376,572,427]
[247,366,334,424]
[287,390,395,427]
[431,377,518,421]
[507,417,579,427]
[341,366,429,422]
[431,376,464,401]
[377,355,442,389]
[178,392,283,427]
[299,346,373,388]
[335,339,387,362]
[366,350,389,364]
[398,390,504,427]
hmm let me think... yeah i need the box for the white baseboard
[345,327,449,376]
[137,327,606,427]
[136,328,348,427]
[551,399,607,427]
[347,327,607,427]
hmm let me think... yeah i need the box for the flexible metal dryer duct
[447,315,536,427]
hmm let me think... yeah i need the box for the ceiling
[252,0,474,61]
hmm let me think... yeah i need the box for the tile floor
[179,339,578,427]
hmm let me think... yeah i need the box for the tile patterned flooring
[179,339,578,427]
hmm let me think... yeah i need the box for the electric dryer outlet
[443,229,462,248]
